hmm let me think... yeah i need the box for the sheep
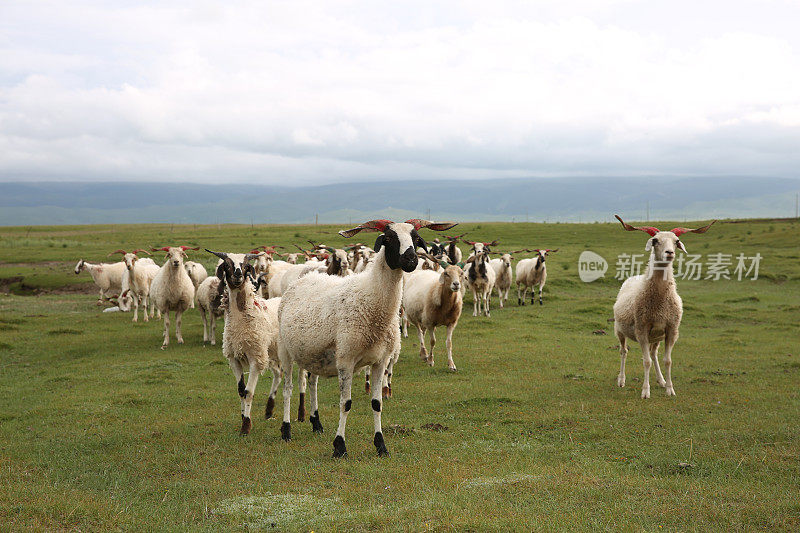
[109,249,160,321]
[463,241,498,317]
[184,261,208,291]
[489,253,514,308]
[515,249,558,306]
[149,246,198,349]
[277,218,456,457]
[205,251,283,435]
[402,257,463,371]
[74,258,128,304]
[612,215,715,399]
[196,275,224,345]
[442,233,468,264]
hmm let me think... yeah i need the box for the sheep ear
[676,240,687,253]
[439,271,447,284]
[373,234,385,252]
[645,238,654,252]
[215,263,226,280]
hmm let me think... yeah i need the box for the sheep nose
[399,247,418,272]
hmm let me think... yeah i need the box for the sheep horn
[404,219,458,232]
[107,249,127,257]
[131,249,151,255]
[338,219,394,238]
[205,249,228,260]
[614,214,660,237]
[151,247,171,252]
[545,248,559,253]
[670,220,716,237]
[180,246,200,251]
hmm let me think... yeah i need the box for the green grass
[1,219,799,530]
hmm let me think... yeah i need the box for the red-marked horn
[107,249,127,257]
[151,247,171,252]
[132,249,151,255]
[180,246,200,251]
[670,220,716,237]
[545,248,559,253]
[404,219,458,232]
[614,215,660,237]
[338,219,394,238]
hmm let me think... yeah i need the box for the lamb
[612,215,715,399]
[402,257,463,371]
[149,246,198,349]
[463,241,498,317]
[206,251,283,435]
[277,218,456,457]
[516,249,558,306]
[74,258,128,304]
[196,275,224,345]
[109,249,160,321]
[184,261,208,290]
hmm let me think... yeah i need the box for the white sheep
[149,246,198,349]
[184,261,208,291]
[277,218,456,457]
[613,215,715,399]
[206,251,283,434]
[489,253,514,308]
[196,275,224,345]
[109,249,160,321]
[515,249,558,306]
[402,259,463,371]
[74,258,128,304]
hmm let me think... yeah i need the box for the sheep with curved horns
[402,256,464,371]
[516,248,558,306]
[149,246,198,349]
[612,215,716,399]
[74,258,128,304]
[108,249,160,321]
[442,233,468,264]
[463,240,498,317]
[277,218,457,457]
[206,250,283,435]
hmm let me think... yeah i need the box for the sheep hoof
[448,365,457,372]
[382,386,390,398]
[280,422,291,441]
[332,436,347,458]
[310,412,324,433]
[210,340,216,346]
[387,386,393,398]
[641,388,650,399]
[265,397,275,419]
[617,375,626,387]
[374,432,389,457]
[160,344,167,350]
[132,318,138,323]
[240,416,252,435]
[666,387,676,397]
[426,356,434,367]
[177,338,184,344]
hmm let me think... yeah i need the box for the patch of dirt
[421,423,448,432]
[592,329,607,335]
[43,282,97,295]
[385,424,415,436]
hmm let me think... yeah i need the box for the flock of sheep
[73,216,715,457]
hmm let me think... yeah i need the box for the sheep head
[615,214,716,260]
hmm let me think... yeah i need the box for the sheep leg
[517,284,524,306]
[265,366,281,419]
[417,324,430,363]
[428,328,437,365]
[308,373,323,433]
[664,327,678,397]
[497,286,504,308]
[333,366,354,458]
[161,311,170,349]
[638,337,653,399]
[142,294,150,321]
[616,332,627,387]
[651,342,666,387]
[240,361,261,435]
[484,290,491,317]
[370,362,389,457]
[297,368,307,422]
[445,323,457,372]
[531,286,536,306]
[200,307,209,344]
[175,310,184,344]
[472,289,479,316]
[385,349,398,398]
[132,294,139,322]
[364,367,370,393]
[210,314,217,346]
[538,283,544,305]
[279,355,293,441]
[228,358,246,422]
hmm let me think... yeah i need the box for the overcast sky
[1,0,799,185]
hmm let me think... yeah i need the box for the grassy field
[1,219,799,531]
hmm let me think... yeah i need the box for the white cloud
[1,0,799,184]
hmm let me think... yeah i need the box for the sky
[1,0,799,185]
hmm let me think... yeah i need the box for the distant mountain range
[1,176,799,226]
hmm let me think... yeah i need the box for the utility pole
[796,193,798,218]
[315,213,318,225]
[646,201,650,222]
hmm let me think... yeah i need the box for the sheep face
[215,255,256,290]
[440,265,462,292]
[374,223,423,273]
[74,259,85,274]
[164,247,187,269]
[647,232,685,263]
[501,253,512,269]
[124,253,138,271]
[326,249,350,275]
